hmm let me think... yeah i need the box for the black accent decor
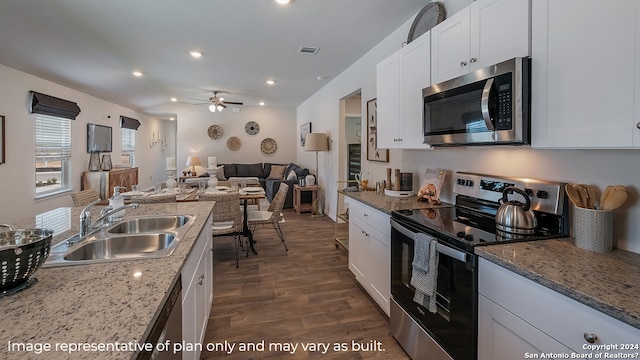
[29,91,81,120]
[120,116,141,130]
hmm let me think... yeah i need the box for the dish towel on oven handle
[410,233,439,313]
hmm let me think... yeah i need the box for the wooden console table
[293,184,318,214]
[82,167,138,202]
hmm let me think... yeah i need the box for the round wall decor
[260,138,277,154]
[245,121,260,135]
[227,136,241,151]
[207,124,223,139]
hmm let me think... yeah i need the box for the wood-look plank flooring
[201,207,410,359]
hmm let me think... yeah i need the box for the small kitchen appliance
[390,172,568,360]
[423,57,531,146]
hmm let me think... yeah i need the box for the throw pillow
[285,169,297,180]
[268,165,287,179]
[211,166,226,180]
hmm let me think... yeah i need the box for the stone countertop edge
[338,190,447,214]
[0,201,215,360]
[475,238,640,330]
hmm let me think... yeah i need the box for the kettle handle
[501,187,531,211]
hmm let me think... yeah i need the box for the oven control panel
[453,172,566,215]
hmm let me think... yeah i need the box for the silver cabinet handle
[470,57,477,63]
[460,61,467,67]
[583,333,598,343]
[481,78,496,131]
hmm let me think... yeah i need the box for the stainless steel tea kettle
[495,187,537,234]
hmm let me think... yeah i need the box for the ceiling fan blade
[224,101,243,105]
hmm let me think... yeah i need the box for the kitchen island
[0,202,215,360]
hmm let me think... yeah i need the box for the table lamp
[186,156,201,176]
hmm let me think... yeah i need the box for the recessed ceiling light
[189,50,203,58]
[275,0,290,4]
[169,117,175,121]
[170,97,177,102]
[132,71,143,77]
[259,102,265,106]
[266,79,276,85]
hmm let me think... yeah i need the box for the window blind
[35,114,71,161]
[122,127,135,151]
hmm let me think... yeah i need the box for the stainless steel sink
[107,215,191,234]
[64,233,176,261]
[43,214,196,267]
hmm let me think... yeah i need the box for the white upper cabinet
[377,32,432,149]
[531,0,640,148]
[431,0,530,84]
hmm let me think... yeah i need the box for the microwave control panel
[495,73,512,130]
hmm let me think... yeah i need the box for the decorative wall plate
[260,138,277,154]
[245,121,260,135]
[226,136,241,151]
[207,124,223,139]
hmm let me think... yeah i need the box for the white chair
[200,192,243,267]
[247,183,289,252]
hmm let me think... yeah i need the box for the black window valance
[29,91,81,120]
[120,116,141,130]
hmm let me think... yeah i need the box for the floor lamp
[304,133,328,215]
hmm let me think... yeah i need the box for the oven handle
[391,219,468,262]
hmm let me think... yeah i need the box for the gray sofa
[214,163,310,209]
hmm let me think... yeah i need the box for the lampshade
[304,133,328,152]
[185,156,201,167]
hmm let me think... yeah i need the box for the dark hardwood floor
[201,207,410,359]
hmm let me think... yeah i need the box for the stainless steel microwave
[423,57,530,146]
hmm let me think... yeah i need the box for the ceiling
[0,0,428,113]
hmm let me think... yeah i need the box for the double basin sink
[43,215,196,267]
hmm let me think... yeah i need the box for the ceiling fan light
[216,104,225,112]
[208,104,217,112]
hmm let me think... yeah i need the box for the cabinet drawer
[479,258,640,352]
[348,200,390,236]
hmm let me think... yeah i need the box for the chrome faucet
[78,199,139,239]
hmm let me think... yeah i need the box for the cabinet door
[348,217,368,283]
[431,7,470,84]
[376,51,402,149]
[531,0,638,148]
[367,227,390,316]
[478,295,572,360]
[469,0,530,72]
[400,33,432,149]
[181,279,197,360]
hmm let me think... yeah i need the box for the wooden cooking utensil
[565,184,583,208]
[602,186,628,210]
[585,185,600,209]
[575,184,591,209]
[600,185,613,210]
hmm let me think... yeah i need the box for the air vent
[298,46,320,55]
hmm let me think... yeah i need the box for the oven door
[391,218,477,360]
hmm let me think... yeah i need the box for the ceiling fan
[191,91,243,112]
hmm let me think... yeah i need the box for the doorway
[337,89,362,216]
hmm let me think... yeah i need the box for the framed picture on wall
[366,98,389,162]
[300,122,312,146]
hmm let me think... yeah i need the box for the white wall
[0,63,174,223]
[143,102,297,176]
[297,1,640,253]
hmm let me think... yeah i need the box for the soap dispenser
[108,186,127,222]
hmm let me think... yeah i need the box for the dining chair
[131,194,177,203]
[247,183,289,252]
[71,189,101,206]
[200,192,243,267]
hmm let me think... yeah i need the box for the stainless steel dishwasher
[138,277,182,360]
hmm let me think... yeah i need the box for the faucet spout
[87,203,140,232]
[79,198,102,238]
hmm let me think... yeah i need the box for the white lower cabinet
[182,213,213,360]
[478,258,640,359]
[347,200,390,316]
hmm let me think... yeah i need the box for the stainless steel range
[390,172,569,360]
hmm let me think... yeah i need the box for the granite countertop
[339,190,448,214]
[476,238,640,330]
[0,202,215,360]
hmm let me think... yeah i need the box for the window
[122,127,135,166]
[35,114,71,196]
